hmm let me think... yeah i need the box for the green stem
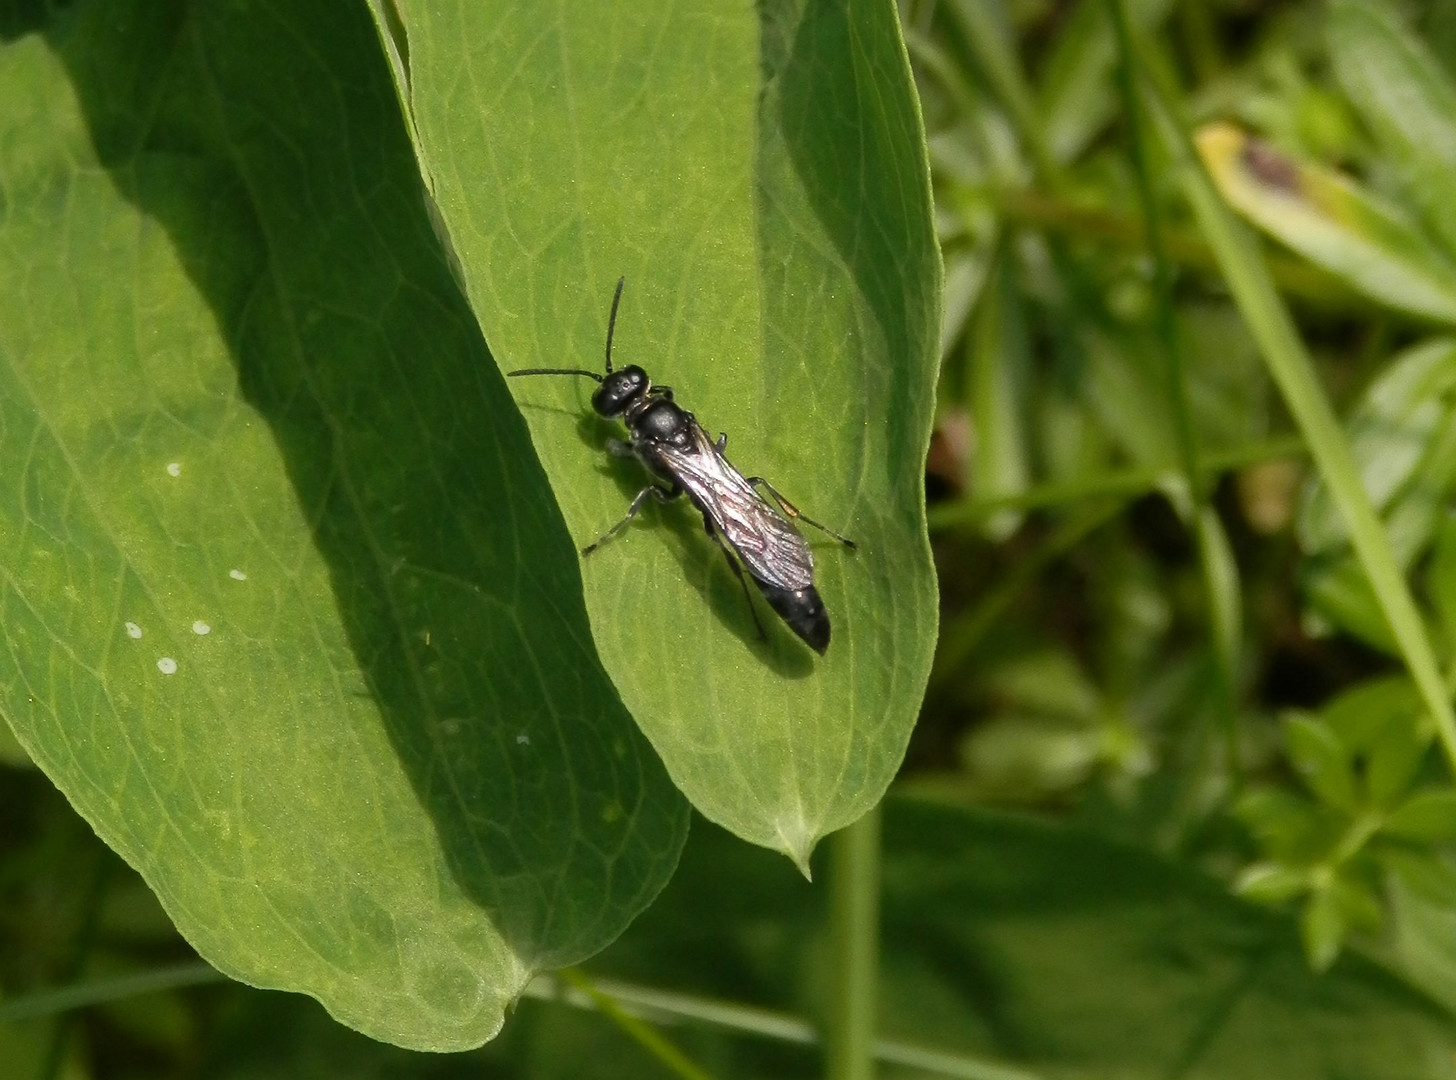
[1106,0,1241,779]
[926,435,1305,530]
[0,963,223,1023]
[827,807,881,1080]
[1176,0,1224,83]
[943,1,1065,187]
[558,969,718,1080]
[5,960,1051,1080]
[534,968,1049,1079]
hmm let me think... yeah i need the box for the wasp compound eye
[592,366,648,417]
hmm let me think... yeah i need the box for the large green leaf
[389,0,942,868]
[0,0,686,1052]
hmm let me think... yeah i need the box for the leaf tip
[773,815,819,879]
[792,852,814,882]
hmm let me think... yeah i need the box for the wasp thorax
[591,365,649,417]
[638,399,690,446]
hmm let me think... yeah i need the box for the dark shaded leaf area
[0,0,685,1051]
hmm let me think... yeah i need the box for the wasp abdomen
[755,582,830,655]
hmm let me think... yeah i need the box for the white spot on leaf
[157,657,178,675]
[165,462,181,477]
[192,621,211,636]
[124,622,142,639]
[229,569,247,581]
[516,733,530,746]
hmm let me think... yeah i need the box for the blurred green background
[10,0,1456,1076]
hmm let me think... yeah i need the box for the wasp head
[591,365,649,417]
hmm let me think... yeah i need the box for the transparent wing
[654,425,815,591]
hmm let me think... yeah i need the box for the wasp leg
[703,517,768,641]
[715,432,727,452]
[581,484,679,556]
[745,477,856,548]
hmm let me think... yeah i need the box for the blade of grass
[967,247,1033,539]
[0,964,224,1024]
[1107,0,1240,776]
[532,973,1049,1080]
[1136,45,1456,777]
[903,27,1014,185]
[945,0,1065,185]
[1,960,1048,1079]
[926,434,1306,528]
[558,969,719,1080]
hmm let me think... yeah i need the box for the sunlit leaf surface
[391,0,942,868]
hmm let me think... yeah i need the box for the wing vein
[649,423,814,591]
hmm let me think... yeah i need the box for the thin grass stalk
[926,435,1306,528]
[559,968,719,1080]
[1135,46,1456,776]
[1106,0,1241,777]
[1,959,1054,1080]
[942,1,1064,186]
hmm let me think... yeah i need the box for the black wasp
[508,278,855,654]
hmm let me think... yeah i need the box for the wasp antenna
[605,276,626,373]
[507,367,604,382]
